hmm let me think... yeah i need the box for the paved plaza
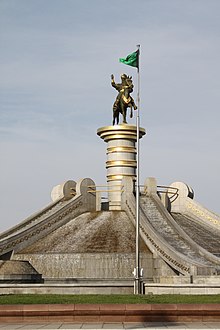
[0,322,220,330]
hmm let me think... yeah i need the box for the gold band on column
[107,174,136,181]
[107,146,137,154]
[106,160,137,168]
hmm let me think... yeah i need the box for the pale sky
[1,0,220,232]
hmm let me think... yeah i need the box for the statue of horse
[112,76,137,125]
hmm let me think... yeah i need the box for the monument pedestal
[97,124,146,210]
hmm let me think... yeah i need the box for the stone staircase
[140,195,220,269]
[172,213,220,256]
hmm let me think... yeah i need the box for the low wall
[145,283,220,295]
[0,304,220,323]
[0,281,134,295]
[1,282,220,295]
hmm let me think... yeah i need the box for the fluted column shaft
[97,125,146,210]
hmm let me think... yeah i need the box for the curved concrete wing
[0,178,96,257]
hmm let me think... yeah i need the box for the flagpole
[135,44,141,295]
[118,46,142,294]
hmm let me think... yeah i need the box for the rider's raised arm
[111,74,116,88]
[111,74,121,91]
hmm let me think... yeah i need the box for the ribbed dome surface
[20,211,148,253]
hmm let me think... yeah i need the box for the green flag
[119,49,139,68]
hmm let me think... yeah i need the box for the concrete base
[0,260,43,283]
[14,253,152,279]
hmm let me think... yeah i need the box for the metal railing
[140,184,179,203]
[87,184,179,204]
[157,185,179,203]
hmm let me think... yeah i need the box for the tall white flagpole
[135,44,141,294]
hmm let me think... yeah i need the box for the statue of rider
[111,74,137,113]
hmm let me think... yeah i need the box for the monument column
[97,124,146,210]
